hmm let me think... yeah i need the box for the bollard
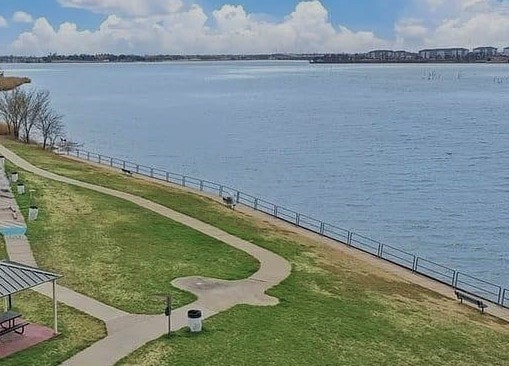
[187,309,202,333]
[0,156,4,169]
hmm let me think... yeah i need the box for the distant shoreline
[1,59,508,65]
[1,48,509,64]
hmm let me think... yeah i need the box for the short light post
[164,295,172,337]
[156,294,172,338]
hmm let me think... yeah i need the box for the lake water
[4,61,509,288]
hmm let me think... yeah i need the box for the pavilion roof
[0,261,61,297]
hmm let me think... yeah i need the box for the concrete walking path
[0,144,292,365]
[5,236,128,323]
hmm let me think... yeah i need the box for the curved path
[0,144,291,365]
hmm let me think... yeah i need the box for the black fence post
[254,198,258,210]
[110,157,113,167]
[236,191,240,204]
[453,272,459,287]
[219,186,223,197]
[319,222,325,235]
[451,271,457,287]
[295,213,300,226]
[150,168,154,178]
[182,176,186,187]
[200,180,204,191]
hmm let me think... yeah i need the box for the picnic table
[0,310,29,336]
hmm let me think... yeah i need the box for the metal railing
[67,148,509,308]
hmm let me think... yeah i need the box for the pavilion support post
[3,296,7,311]
[52,280,58,334]
[8,295,12,310]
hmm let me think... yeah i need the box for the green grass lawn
[4,139,509,365]
[1,235,106,365]
[4,161,258,314]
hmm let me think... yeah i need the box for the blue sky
[1,0,508,55]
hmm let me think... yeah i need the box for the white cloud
[0,16,8,28]
[12,11,34,24]
[400,0,509,49]
[395,19,428,49]
[428,11,509,48]
[12,1,388,55]
[11,0,509,55]
[57,0,184,17]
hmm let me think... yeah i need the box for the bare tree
[0,88,63,145]
[21,89,50,143]
[37,109,64,149]
[0,89,25,138]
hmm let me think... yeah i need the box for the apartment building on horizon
[418,48,470,60]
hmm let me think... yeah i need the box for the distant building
[473,47,498,59]
[393,50,418,61]
[367,50,395,60]
[419,48,469,60]
[503,47,509,56]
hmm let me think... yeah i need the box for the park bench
[0,311,29,337]
[223,196,236,209]
[121,168,133,176]
[455,290,488,313]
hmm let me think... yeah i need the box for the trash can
[187,309,202,333]
[17,184,25,195]
[28,206,39,221]
[0,156,4,168]
[11,172,18,183]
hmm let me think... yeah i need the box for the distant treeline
[2,51,508,64]
[0,53,316,64]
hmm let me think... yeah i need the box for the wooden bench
[121,168,133,176]
[455,290,488,313]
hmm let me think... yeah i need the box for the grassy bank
[5,161,258,314]
[0,77,31,91]
[3,140,509,365]
[0,236,106,365]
